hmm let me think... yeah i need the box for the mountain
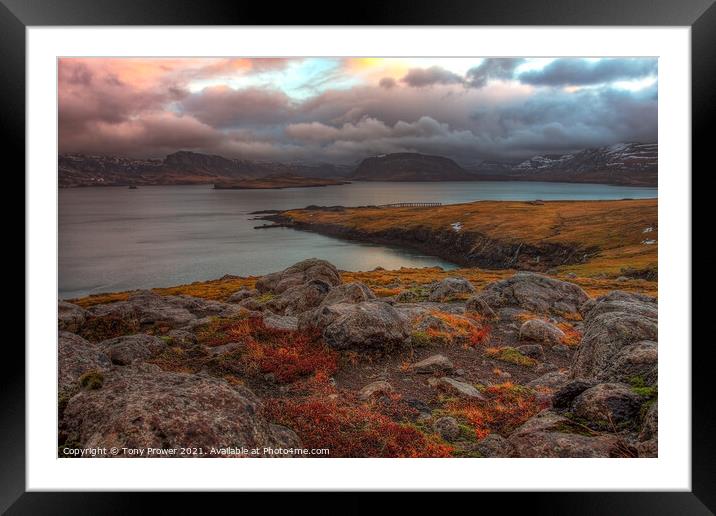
[470,143,657,186]
[58,151,352,188]
[350,153,475,181]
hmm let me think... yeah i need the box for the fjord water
[59,181,657,299]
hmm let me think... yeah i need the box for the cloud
[465,58,526,88]
[379,77,397,89]
[400,66,464,87]
[518,58,658,86]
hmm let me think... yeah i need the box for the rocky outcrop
[58,301,88,333]
[519,319,566,345]
[99,334,166,366]
[59,367,301,456]
[507,410,621,458]
[58,331,111,397]
[572,383,644,429]
[300,301,410,350]
[467,273,589,316]
[428,277,475,302]
[572,291,657,382]
[255,258,341,294]
[351,153,474,181]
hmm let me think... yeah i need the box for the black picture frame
[6,0,712,512]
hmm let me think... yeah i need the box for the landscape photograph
[58,56,658,458]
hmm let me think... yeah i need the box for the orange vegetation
[445,382,546,440]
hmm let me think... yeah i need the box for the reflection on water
[59,181,657,298]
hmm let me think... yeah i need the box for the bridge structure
[379,202,442,208]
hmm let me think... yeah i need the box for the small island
[214,173,350,190]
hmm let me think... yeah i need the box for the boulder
[639,401,658,442]
[428,277,475,302]
[227,288,258,303]
[433,416,461,441]
[301,301,410,350]
[320,282,375,306]
[429,377,485,400]
[507,410,621,458]
[572,383,644,428]
[473,434,515,458]
[58,331,111,397]
[465,295,497,320]
[519,319,566,345]
[58,301,88,333]
[409,354,455,374]
[467,272,589,316]
[59,367,301,456]
[515,344,545,360]
[571,291,657,381]
[264,280,334,316]
[166,329,199,349]
[601,340,657,386]
[526,371,570,391]
[358,381,394,401]
[262,313,299,332]
[99,334,167,365]
[255,258,341,294]
[552,380,595,410]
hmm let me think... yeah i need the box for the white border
[27,27,691,491]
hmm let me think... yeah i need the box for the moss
[410,331,432,347]
[256,293,276,303]
[629,376,657,399]
[160,335,172,343]
[78,370,104,390]
[486,347,538,367]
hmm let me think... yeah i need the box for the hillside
[60,258,658,458]
[470,143,657,186]
[213,174,350,190]
[351,153,475,181]
[262,199,658,279]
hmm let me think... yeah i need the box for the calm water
[59,181,657,298]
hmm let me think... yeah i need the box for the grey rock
[430,377,485,399]
[515,343,545,360]
[227,288,258,303]
[58,331,111,397]
[519,319,566,345]
[256,258,341,294]
[433,416,461,441]
[60,367,301,456]
[358,380,394,401]
[262,313,299,332]
[166,329,198,349]
[320,282,376,306]
[527,371,570,391]
[428,277,475,302]
[552,380,595,410]
[474,434,515,457]
[467,272,589,316]
[410,354,455,374]
[572,383,644,428]
[99,334,166,365]
[58,301,88,333]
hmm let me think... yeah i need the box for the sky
[58,57,657,164]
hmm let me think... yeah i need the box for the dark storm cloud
[465,58,526,88]
[518,58,658,86]
[400,66,464,87]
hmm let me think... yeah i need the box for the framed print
[7,0,714,511]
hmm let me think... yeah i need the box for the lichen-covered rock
[465,295,497,319]
[527,371,570,391]
[358,380,394,401]
[300,301,410,350]
[600,340,657,386]
[58,301,88,333]
[409,354,455,374]
[99,334,167,365]
[551,380,595,410]
[473,433,515,457]
[58,331,111,397]
[519,319,566,345]
[262,313,299,332]
[507,410,621,458]
[433,416,461,441]
[572,383,644,429]
[320,282,376,306]
[429,377,485,400]
[428,277,475,302]
[515,344,545,360]
[571,291,657,381]
[467,272,589,316]
[255,258,341,294]
[166,329,199,349]
[82,291,242,339]
[59,367,302,456]
[227,288,258,303]
[264,280,334,315]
